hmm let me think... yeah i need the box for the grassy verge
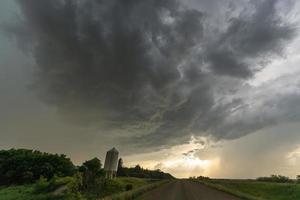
[195,179,300,200]
[113,177,159,189]
[0,184,66,200]
[101,180,170,200]
[0,178,169,200]
[84,177,162,199]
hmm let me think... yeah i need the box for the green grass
[0,178,166,200]
[80,177,162,199]
[85,177,161,199]
[0,184,66,200]
[114,177,159,189]
[198,179,300,200]
[103,179,170,200]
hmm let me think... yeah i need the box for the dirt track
[138,180,241,200]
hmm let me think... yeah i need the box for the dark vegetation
[117,158,174,179]
[189,176,210,181]
[0,149,173,200]
[256,174,293,183]
[191,174,297,184]
[0,149,75,185]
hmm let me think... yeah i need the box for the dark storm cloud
[7,0,296,149]
[9,0,204,124]
[205,0,295,78]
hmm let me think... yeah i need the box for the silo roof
[109,147,118,152]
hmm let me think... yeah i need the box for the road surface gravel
[138,180,241,200]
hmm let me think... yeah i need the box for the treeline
[117,159,174,179]
[190,174,300,184]
[0,149,75,185]
[256,175,295,183]
[0,149,173,187]
[189,176,210,180]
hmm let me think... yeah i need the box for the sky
[1,0,300,178]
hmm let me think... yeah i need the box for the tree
[117,158,127,177]
[79,157,104,190]
[0,149,75,185]
[120,162,174,179]
[118,158,123,169]
[82,157,102,174]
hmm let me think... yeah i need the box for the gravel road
[138,180,241,200]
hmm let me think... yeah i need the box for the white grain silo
[104,147,119,179]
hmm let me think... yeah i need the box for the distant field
[198,179,300,200]
[0,177,156,200]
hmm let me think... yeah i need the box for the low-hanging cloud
[6,0,297,150]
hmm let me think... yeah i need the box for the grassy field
[0,177,158,200]
[199,179,300,200]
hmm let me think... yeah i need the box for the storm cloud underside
[7,0,297,149]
